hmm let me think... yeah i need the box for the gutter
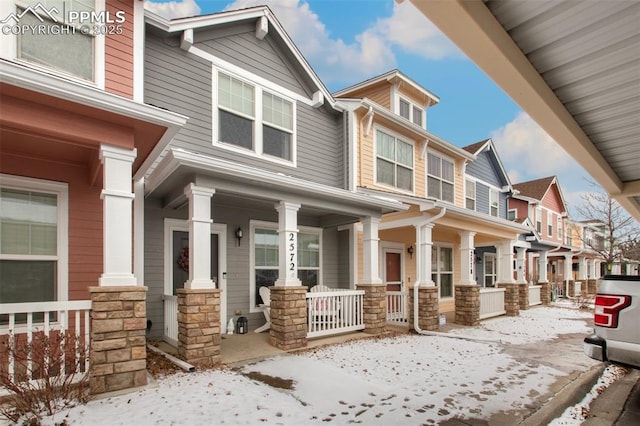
[412,207,502,344]
[147,344,195,372]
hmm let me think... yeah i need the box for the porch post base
[408,285,439,331]
[497,283,520,316]
[177,288,221,366]
[568,280,576,297]
[581,281,588,296]
[539,282,551,305]
[518,283,530,310]
[89,286,148,396]
[269,286,308,350]
[587,279,597,295]
[356,284,386,335]
[455,285,480,326]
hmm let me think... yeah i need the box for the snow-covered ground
[25,305,620,425]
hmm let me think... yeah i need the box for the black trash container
[236,316,248,334]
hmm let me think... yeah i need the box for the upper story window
[508,209,517,221]
[547,211,553,236]
[375,129,413,192]
[536,207,542,233]
[465,179,475,210]
[398,97,423,127]
[490,188,499,217]
[15,0,96,81]
[0,175,68,320]
[217,71,295,163]
[427,152,454,203]
[557,216,563,240]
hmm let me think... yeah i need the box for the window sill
[214,141,297,168]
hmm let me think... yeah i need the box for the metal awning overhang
[145,148,408,216]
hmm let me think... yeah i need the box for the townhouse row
[0,2,608,395]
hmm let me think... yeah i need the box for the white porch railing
[529,285,542,306]
[479,288,506,320]
[386,291,408,326]
[306,289,364,338]
[0,300,91,387]
[163,295,178,347]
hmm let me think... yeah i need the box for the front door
[384,250,402,291]
[484,253,497,287]
[163,219,227,345]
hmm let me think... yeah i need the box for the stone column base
[89,286,148,395]
[498,283,520,316]
[408,285,439,331]
[177,288,221,366]
[568,280,576,297]
[455,285,480,326]
[580,281,588,296]
[518,283,530,310]
[356,284,387,335]
[269,286,308,350]
[587,279,597,295]
[539,282,551,305]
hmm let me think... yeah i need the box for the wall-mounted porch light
[407,245,414,259]
[235,227,243,246]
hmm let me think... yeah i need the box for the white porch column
[539,250,549,282]
[458,231,476,285]
[578,256,588,280]
[99,144,137,286]
[515,247,527,284]
[497,241,515,283]
[184,184,215,289]
[274,201,302,287]
[594,260,602,278]
[361,216,382,284]
[563,253,573,282]
[415,223,435,286]
[134,177,145,285]
[527,251,534,283]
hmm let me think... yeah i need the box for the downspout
[413,207,502,344]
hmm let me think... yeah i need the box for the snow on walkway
[41,306,596,425]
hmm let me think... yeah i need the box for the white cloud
[492,111,592,211]
[144,0,201,19]
[222,0,459,85]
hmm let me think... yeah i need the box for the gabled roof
[145,6,336,109]
[463,138,512,190]
[333,69,440,106]
[512,176,568,214]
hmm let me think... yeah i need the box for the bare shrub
[574,294,595,310]
[0,331,89,424]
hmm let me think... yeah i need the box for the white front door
[163,219,228,345]
[484,253,497,288]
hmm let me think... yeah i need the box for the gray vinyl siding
[466,150,507,188]
[144,30,345,189]
[476,182,490,215]
[145,197,346,335]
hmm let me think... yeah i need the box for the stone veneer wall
[269,286,308,350]
[408,286,439,331]
[539,282,551,305]
[177,288,221,366]
[89,286,148,395]
[454,285,479,326]
[568,280,576,297]
[518,283,530,310]
[581,281,588,296]
[497,283,520,316]
[587,279,597,295]
[356,284,386,334]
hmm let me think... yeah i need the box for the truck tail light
[594,294,631,328]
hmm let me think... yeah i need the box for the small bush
[0,331,89,424]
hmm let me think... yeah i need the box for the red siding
[508,198,529,221]
[541,184,564,213]
[0,153,103,301]
[105,0,134,98]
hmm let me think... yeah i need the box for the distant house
[335,70,530,325]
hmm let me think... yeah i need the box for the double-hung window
[548,211,553,237]
[431,245,453,298]
[217,72,295,162]
[0,176,67,319]
[536,207,542,233]
[251,224,321,309]
[465,179,475,210]
[427,152,454,202]
[558,216,563,240]
[490,188,499,217]
[376,130,413,191]
[17,0,96,81]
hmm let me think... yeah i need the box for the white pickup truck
[584,275,640,369]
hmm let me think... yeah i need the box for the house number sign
[287,232,296,279]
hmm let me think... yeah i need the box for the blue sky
[145,0,593,214]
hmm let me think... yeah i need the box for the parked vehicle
[584,275,640,369]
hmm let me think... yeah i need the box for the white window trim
[249,220,322,313]
[396,95,425,127]
[535,206,542,232]
[465,178,476,211]
[0,173,69,304]
[373,125,415,195]
[426,149,455,203]
[432,243,454,300]
[2,0,105,88]
[547,211,553,237]
[212,68,297,167]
